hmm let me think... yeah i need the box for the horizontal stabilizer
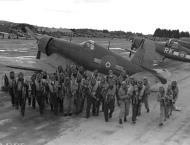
[124,48,136,54]
[131,39,164,68]
[131,39,145,66]
[140,65,167,84]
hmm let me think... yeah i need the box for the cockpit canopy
[166,39,178,47]
[80,40,95,50]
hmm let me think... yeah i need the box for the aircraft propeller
[25,27,41,59]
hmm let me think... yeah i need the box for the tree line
[2,21,190,39]
[153,28,190,38]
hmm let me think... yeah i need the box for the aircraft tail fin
[131,38,167,84]
[131,39,162,68]
[131,38,147,66]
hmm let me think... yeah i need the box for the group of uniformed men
[6,64,179,125]
[157,81,179,126]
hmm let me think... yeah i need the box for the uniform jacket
[106,85,116,101]
[144,83,150,96]
[166,86,173,102]
[118,87,128,100]
[172,86,179,102]
[157,92,166,105]
[71,79,78,95]
[138,85,145,100]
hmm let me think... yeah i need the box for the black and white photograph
[0,0,190,145]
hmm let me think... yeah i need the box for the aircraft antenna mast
[108,41,110,50]
[69,33,73,42]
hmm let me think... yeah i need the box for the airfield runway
[0,39,190,145]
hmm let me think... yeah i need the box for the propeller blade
[25,26,41,59]
[25,26,40,41]
[36,50,41,59]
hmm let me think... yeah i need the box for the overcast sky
[0,0,189,34]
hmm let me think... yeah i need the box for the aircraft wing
[110,47,135,60]
[177,38,190,49]
[5,65,42,72]
[124,47,136,54]
[110,47,136,54]
[0,53,73,74]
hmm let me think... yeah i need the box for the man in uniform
[78,66,85,76]
[48,74,55,112]
[115,73,123,106]
[86,77,98,118]
[53,75,59,115]
[171,81,179,111]
[137,80,145,116]
[41,78,49,114]
[8,71,16,107]
[63,77,72,116]
[22,82,28,116]
[30,74,36,109]
[103,80,116,122]
[75,70,83,114]
[48,74,59,115]
[95,76,107,115]
[35,73,45,115]
[42,71,49,105]
[81,74,90,115]
[65,64,72,78]
[91,70,98,80]
[57,65,64,74]
[25,79,30,106]
[92,77,100,116]
[165,84,173,118]
[107,70,116,84]
[142,77,150,113]
[2,73,9,91]
[130,78,139,124]
[15,72,26,116]
[157,86,166,126]
[118,81,128,124]
[71,75,78,115]
[71,64,78,78]
[58,73,64,113]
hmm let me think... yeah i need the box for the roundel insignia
[105,61,111,68]
[179,51,186,58]
[101,55,117,69]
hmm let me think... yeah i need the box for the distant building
[58,28,73,36]
[0,32,9,39]
[37,27,73,36]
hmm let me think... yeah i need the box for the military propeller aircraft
[4,27,168,84]
[128,37,190,66]
[168,37,190,50]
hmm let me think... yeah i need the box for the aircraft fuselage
[38,36,143,76]
[155,42,190,63]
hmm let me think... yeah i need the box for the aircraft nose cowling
[38,36,52,56]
